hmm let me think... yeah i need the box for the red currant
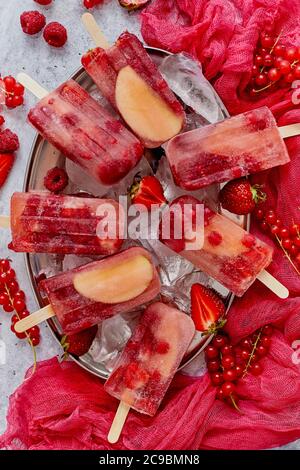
[216,388,225,400]
[3,303,14,313]
[241,349,250,361]
[260,221,269,231]
[289,244,299,257]
[221,382,236,397]
[282,238,292,250]
[293,237,300,247]
[210,372,224,386]
[268,68,281,82]
[15,331,27,340]
[212,335,228,349]
[283,72,295,84]
[263,54,273,67]
[13,299,26,312]
[12,95,24,107]
[294,65,300,79]
[220,345,233,356]
[0,259,10,271]
[278,59,291,74]
[7,281,19,294]
[28,326,40,336]
[0,115,5,126]
[19,310,29,319]
[252,65,260,77]
[3,76,16,92]
[289,224,299,236]
[260,34,274,49]
[284,46,298,62]
[31,336,40,346]
[256,344,268,357]
[0,293,9,305]
[279,228,290,239]
[5,96,15,108]
[235,365,244,377]
[262,324,273,336]
[261,336,272,348]
[239,338,252,351]
[6,268,15,281]
[265,210,276,224]
[273,44,286,57]
[270,224,280,236]
[223,369,237,382]
[250,363,263,376]
[254,208,264,220]
[222,355,235,369]
[207,360,221,372]
[255,73,268,87]
[13,83,25,96]
[14,291,25,301]
[205,345,219,359]
[254,55,264,66]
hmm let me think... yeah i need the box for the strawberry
[191,284,226,333]
[0,153,15,188]
[130,175,166,209]
[61,325,98,357]
[219,178,266,215]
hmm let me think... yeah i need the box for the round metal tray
[23,47,241,380]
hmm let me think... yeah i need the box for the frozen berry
[20,11,46,35]
[43,22,67,47]
[44,167,69,193]
[0,129,19,153]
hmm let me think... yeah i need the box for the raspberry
[43,22,67,47]
[0,129,20,153]
[20,11,46,35]
[44,167,69,193]
[34,0,52,4]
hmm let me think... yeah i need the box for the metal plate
[23,47,243,380]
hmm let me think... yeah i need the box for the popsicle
[166,107,292,190]
[22,76,144,186]
[14,247,161,335]
[105,301,195,443]
[159,195,288,298]
[81,14,185,148]
[7,191,124,256]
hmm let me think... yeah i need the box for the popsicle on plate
[81,32,185,148]
[166,107,290,190]
[9,191,124,256]
[105,302,195,417]
[37,247,161,334]
[159,196,273,297]
[28,79,144,185]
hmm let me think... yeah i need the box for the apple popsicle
[160,196,274,297]
[8,191,123,256]
[105,302,195,417]
[166,107,290,190]
[28,79,144,185]
[81,31,185,148]
[38,247,161,334]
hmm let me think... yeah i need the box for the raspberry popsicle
[27,79,144,185]
[15,247,161,335]
[160,196,278,297]
[105,302,195,443]
[9,191,123,256]
[167,107,290,190]
[81,25,185,148]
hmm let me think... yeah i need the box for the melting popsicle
[14,247,161,335]
[8,191,124,256]
[105,301,195,442]
[81,15,185,148]
[166,107,291,190]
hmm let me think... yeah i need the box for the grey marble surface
[0,0,298,450]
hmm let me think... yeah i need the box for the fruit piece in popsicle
[104,302,195,416]
[82,32,185,148]
[39,247,161,334]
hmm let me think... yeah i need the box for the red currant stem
[275,234,300,276]
[230,394,241,412]
[2,275,37,374]
[242,328,262,378]
[253,80,277,94]
[269,30,282,55]
[0,86,14,97]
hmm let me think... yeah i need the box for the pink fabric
[1,0,300,450]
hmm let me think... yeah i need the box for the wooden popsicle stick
[17,73,48,100]
[14,305,55,333]
[81,13,111,49]
[108,401,131,444]
[279,123,300,139]
[257,269,289,299]
[0,215,10,229]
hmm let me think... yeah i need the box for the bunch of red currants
[205,325,273,408]
[0,75,25,109]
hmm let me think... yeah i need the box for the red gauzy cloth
[2,0,300,451]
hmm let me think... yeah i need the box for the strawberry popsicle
[28,79,144,185]
[160,196,273,297]
[104,302,195,416]
[81,32,185,148]
[9,192,124,256]
[166,107,290,190]
[39,247,161,334]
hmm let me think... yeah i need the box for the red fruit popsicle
[166,107,290,190]
[9,191,124,256]
[105,302,195,417]
[82,31,185,148]
[28,79,144,185]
